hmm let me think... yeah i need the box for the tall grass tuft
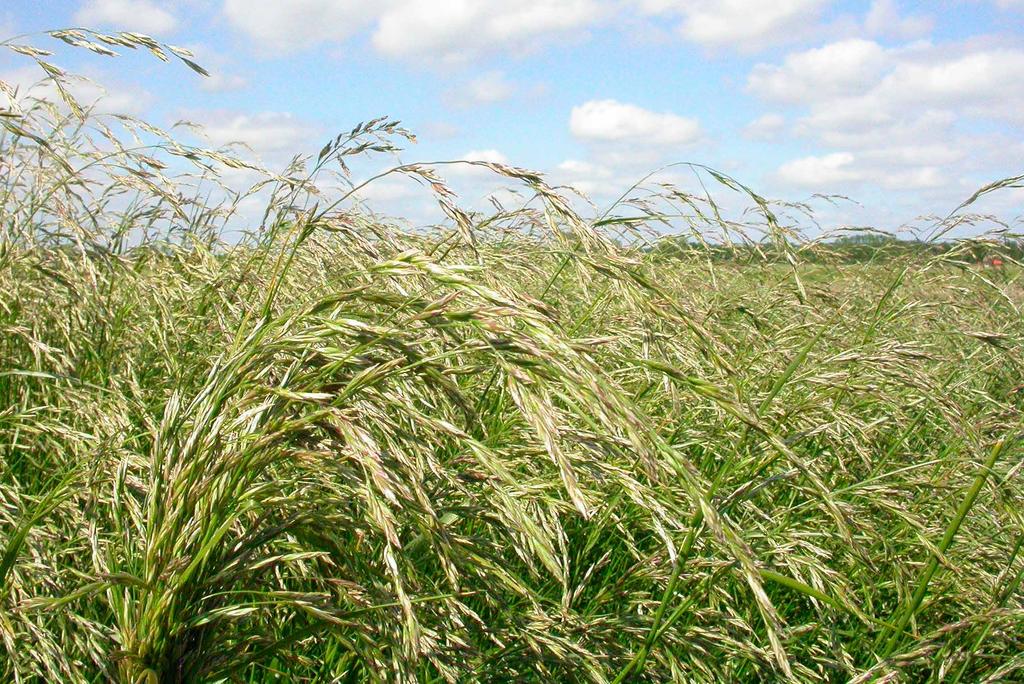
[1,28,1022,682]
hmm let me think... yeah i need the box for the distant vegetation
[2,29,1022,682]
[650,233,1024,264]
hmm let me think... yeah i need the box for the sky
[2,0,1023,235]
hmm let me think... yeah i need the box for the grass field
[2,31,1023,683]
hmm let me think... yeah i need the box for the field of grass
[2,31,1023,683]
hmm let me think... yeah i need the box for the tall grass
[1,29,1022,682]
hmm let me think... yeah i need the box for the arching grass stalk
[949,533,1024,683]
[877,438,1011,658]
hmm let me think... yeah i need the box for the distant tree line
[647,234,1024,264]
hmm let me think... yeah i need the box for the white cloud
[200,72,249,93]
[222,0,605,61]
[743,113,787,140]
[189,111,320,160]
[776,151,947,190]
[875,49,1024,116]
[221,0,378,53]
[864,0,933,39]
[0,13,15,40]
[465,71,516,104]
[553,119,721,203]
[636,0,829,50]
[557,159,613,177]
[182,44,250,93]
[444,71,518,108]
[373,0,604,62]
[857,144,964,168]
[879,167,945,189]
[747,39,892,104]
[554,159,617,196]
[1,66,152,116]
[459,149,509,164]
[439,149,512,178]
[570,99,701,145]
[750,37,1024,199]
[353,176,424,203]
[801,108,953,147]
[772,44,1024,155]
[445,71,549,108]
[777,152,859,187]
[75,0,179,34]
[420,121,461,140]
[751,40,1024,126]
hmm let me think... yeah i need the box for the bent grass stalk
[878,438,1010,659]
[1,25,1023,683]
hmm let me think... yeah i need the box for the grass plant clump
[1,28,1022,682]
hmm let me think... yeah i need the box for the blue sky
[2,0,1022,233]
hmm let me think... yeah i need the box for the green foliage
[1,28,1023,683]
